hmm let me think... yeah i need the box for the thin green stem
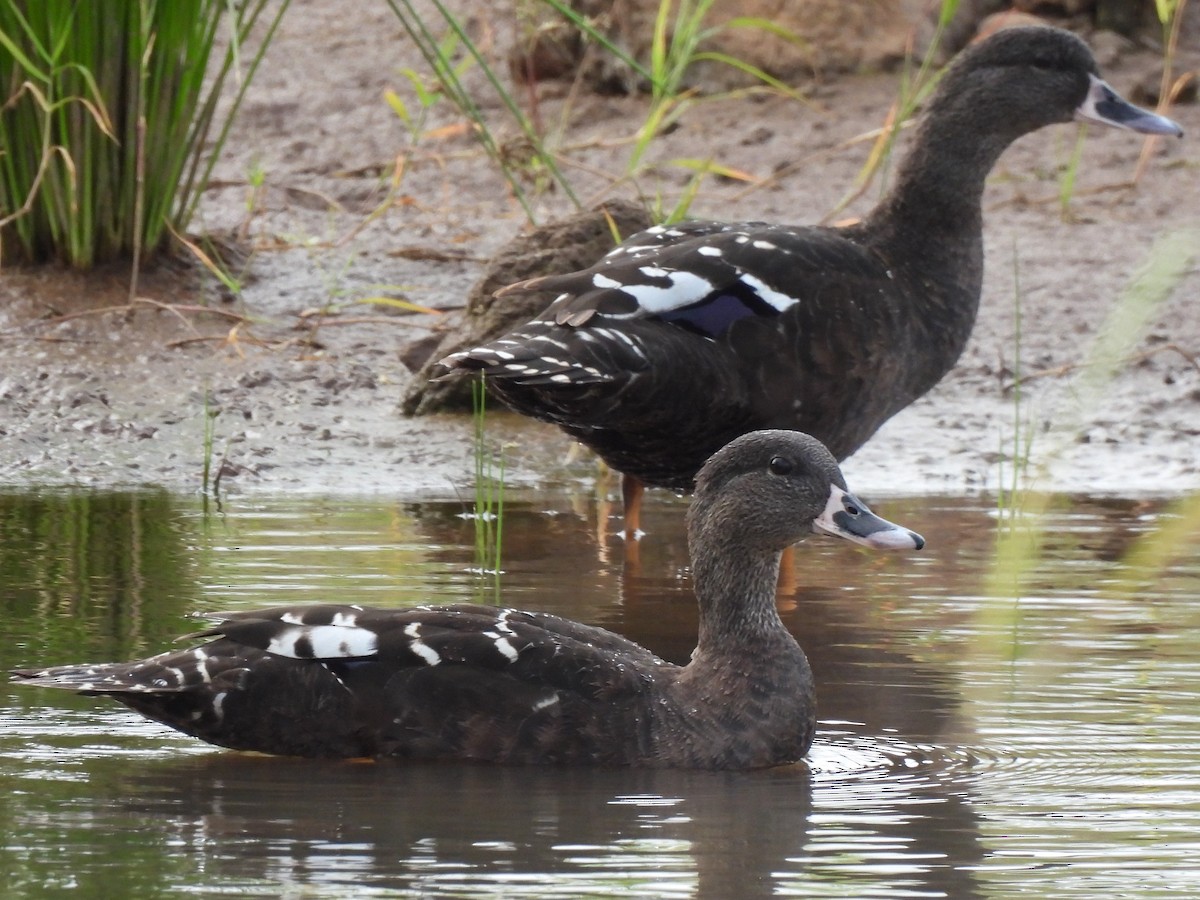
[470,376,505,600]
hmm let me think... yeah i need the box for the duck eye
[768,456,793,476]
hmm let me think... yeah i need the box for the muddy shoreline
[1,1,1197,502]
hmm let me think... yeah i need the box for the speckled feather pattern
[13,600,812,766]
[445,219,935,488]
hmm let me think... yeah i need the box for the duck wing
[12,603,675,762]
[493,220,882,341]
[442,221,906,484]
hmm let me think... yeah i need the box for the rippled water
[2,488,1199,898]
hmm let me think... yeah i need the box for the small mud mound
[401,199,653,415]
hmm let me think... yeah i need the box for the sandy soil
[1,1,1197,502]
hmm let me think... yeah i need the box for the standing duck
[437,27,1183,535]
[12,430,923,768]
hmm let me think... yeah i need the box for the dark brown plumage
[437,28,1182,531]
[12,430,923,768]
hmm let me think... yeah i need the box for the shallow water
[2,488,1199,899]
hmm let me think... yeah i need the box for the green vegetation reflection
[0,490,193,666]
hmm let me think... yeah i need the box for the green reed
[544,0,808,172]
[0,0,287,271]
[1057,124,1088,220]
[385,0,581,224]
[471,377,505,599]
[1132,0,1190,183]
[385,0,809,224]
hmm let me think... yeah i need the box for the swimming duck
[12,430,923,768]
[436,27,1183,535]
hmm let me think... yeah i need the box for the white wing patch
[737,272,800,312]
[485,610,521,663]
[405,622,442,666]
[638,266,670,278]
[266,624,379,659]
[486,633,520,662]
[621,270,715,314]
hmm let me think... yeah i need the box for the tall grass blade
[690,50,808,101]
[178,1,292,230]
[385,0,581,223]
[1133,0,1189,183]
[470,376,504,601]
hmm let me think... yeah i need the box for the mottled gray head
[689,430,924,553]
[929,26,1182,140]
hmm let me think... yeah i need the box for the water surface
[2,488,1198,898]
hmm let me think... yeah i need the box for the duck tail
[11,647,241,696]
[433,318,622,386]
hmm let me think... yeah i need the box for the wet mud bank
[1,2,1197,500]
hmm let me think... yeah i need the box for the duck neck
[853,102,1020,391]
[871,97,1028,242]
[688,526,791,659]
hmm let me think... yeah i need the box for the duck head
[926,26,1183,148]
[688,430,924,554]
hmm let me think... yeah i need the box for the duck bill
[1076,74,1183,137]
[812,486,925,551]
